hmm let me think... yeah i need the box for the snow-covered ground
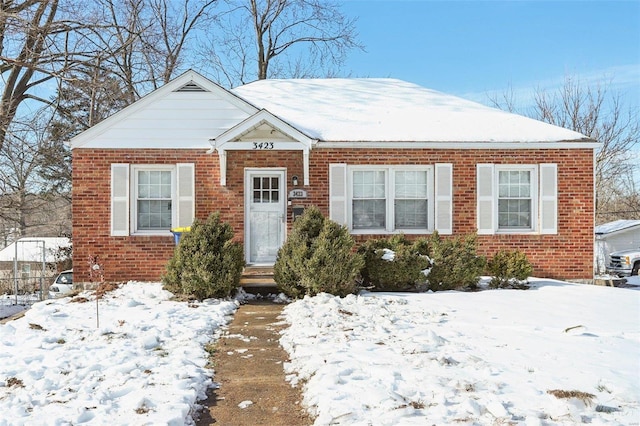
[0,293,42,320]
[0,283,237,425]
[0,278,638,425]
[281,277,640,425]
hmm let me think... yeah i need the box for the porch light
[292,175,299,186]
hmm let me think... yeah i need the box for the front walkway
[196,301,311,426]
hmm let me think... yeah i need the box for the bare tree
[490,77,640,223]
[144,0,218,87]
[0,112,70,239]
[87,0,218,101]
[200,0,362,87]
[1,0,219,244]
[1,0,64,152]
[39,64,131,201]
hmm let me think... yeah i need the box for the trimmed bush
[427,232,486,291]
[487,249,533,289]
[301,220,364,297]
[358,234,430,291]
[274,207,362,298]
[273,206,325,298]
[163,213,244,299]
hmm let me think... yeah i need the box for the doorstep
[240,266,277,295]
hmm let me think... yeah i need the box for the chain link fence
[0,273,53,314]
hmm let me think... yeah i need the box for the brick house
[69,70,598,285]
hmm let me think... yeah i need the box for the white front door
[245,169,286,264]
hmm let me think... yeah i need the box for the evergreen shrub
[301,220,364,297]
[358,234,430,291]
[487,249,533,289]
[273,206,325,298]
[162,213,244,299]
[427,232,486,291]
[274,207,362,297]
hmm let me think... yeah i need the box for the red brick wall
[72,147,594,284]
[72,149,305,284]
[309,148,594,281]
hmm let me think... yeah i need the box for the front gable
[234,122,297,143]
[212,110,317,185]
[69,70,258,150]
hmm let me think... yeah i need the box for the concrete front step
[240,266,277,295]
[242,266,274,276]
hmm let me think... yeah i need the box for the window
[477,163,557,235]
[497,169,532,229]
[21,264,31,280]
[352,170,386,229]
[136,169,173,231]
[253,176,280,203]
[349,167,433,233]
[111,163,195,236]
[395,170,429,229]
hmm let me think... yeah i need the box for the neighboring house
[69,70,598,285]
[594,220,640,275]
[0,237,71,291]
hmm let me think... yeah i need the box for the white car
[48,270,74,298]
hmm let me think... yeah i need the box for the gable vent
[175,82,209,92]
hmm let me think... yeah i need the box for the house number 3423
[252,142,274,150]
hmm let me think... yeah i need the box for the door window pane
[252,175,280,203]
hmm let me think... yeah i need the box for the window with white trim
[110,163,195,236]
[477,163,557,235]
[352,170,386,229]
[134,168,174,231]
[395,170,429,229]
[497,168,534,230]
[349,166,433,233]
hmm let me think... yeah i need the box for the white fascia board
[595,224,640,237]
[314,140,601,149]
[211,109,317,151]
[68,70,258,149]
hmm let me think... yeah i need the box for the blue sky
[340,0,640,109]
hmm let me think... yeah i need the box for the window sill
[495,229,538,235]
[350,229,433,235]
[131,231,173,237]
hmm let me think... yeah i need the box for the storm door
[245,169,286,264]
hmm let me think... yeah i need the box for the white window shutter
[176,163,195,228]
[434,163,453,234]
[539,163,558,234]
[329,163,348,225]
[111,164,130,236]
[477,164,495,235]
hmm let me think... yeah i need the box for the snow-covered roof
[595,219,640,235]
[232,78,592,143]
[0,238,70,263]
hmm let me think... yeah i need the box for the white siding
[76,92,252,149]
[595,226,640,274]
